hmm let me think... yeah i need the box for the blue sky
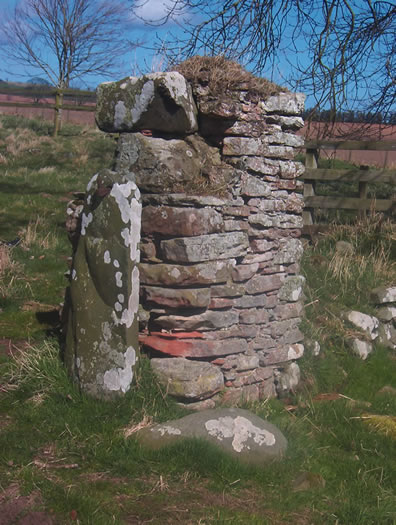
[0,0,186,87]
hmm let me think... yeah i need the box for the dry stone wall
[65,62,306,406]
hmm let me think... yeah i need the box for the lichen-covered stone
[278,275,305,302]
[96,72,198,133]
[260,93,305,115]
[344,311,379,340]
[151,358,224,400]
[347,338,373,360]
[371,286,396,304]
[63,170,141,398]
[135,408,288,465]
[114,134,220,193]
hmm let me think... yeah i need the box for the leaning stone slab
[151,357,224,400]
[371,286,396,304]
[135,408,287,465]
[161,232,249,263]
[96,72,197,133]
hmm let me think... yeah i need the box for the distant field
[1,91,395,167]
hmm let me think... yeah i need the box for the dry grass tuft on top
[174,55,283,99]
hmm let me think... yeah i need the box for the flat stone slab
[96,72,197,133]
[135,408,287,465]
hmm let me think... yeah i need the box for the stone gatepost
[66,57,306,406]
[64,169,141,398]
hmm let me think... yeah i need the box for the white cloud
[132,0,186,24]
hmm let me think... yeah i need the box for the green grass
[0,114,116,339]
[0,115,396,524]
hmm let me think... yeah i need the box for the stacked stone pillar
[65,58,306,405]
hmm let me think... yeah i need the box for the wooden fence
[302,140,396,226]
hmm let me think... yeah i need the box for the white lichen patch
[155,425,182,437]
[131,80,155,123]
[110,183,142,262]
[117,294,125,303]
[113,259,120,268]
[114,101,127,128]
[287,344,304,360]
[86,173,98,192]
[71,269,77,280]
[103,346,137,393]
[81,212,93,235]
[102,322,112,341]
[104,250,111,264]
[205,416,276,453]
[119,266,139,328]
[115,272,123,288]
[115,302,122,312]
[170,267,181,279]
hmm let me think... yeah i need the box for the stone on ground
[135,408,287,465]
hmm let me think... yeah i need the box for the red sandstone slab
[142,335,248,357]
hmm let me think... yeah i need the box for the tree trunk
[53,89,63,137]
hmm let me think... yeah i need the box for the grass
[0,114,116,340]
[0,115,396,524]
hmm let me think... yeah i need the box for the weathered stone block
[96,72,198,133]
[239,308,270,325]
[142,286,211,309]
[139,261,231,286]
[245,274,285,294]
[151,357,224,400]
[143,333,248,357]
[115,134,221,194]
[154,310,239,331]
[260,93,305,115]
[142,206,224,236]
[257,343,304,367]
[161,232,249,263]
[278,276,305,302]
[232,263,260,282]
[249,213,303,229]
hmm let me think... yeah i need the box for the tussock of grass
[4,340,66,396]
[18,216,58,251]
[174,55,283,99]
[360,414,396,439]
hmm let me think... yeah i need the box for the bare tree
[151,0,395,126]
[1,0,137,135]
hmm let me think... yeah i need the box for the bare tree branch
[152,0,395,121]
[1,0,139,89]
